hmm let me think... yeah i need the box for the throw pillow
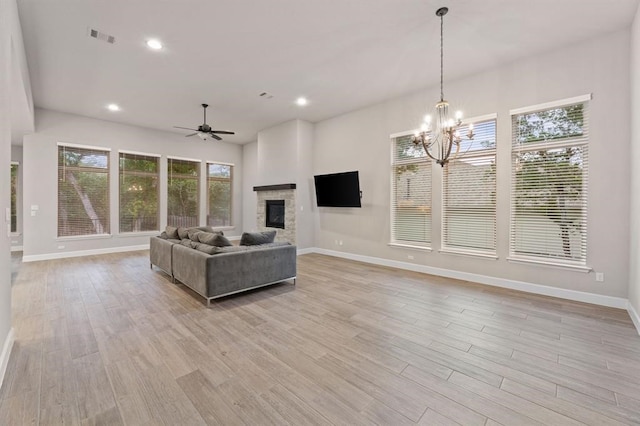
[165,225,179,239]
[158,231,168,239]
[177,227,190,239]
[188,229,202,242]
[196,225,222,235]
[198,232,233,247]
[240,230,277,246]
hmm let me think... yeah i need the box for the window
[10,163,18,233]
[206,162,233,227]
[510,95,590,265]
[167,157,200,228]
[443,117,497,254]
[391,134,431,246]
[119,152,160,233]
[58,144,110,237]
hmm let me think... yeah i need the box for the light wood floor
[2,251,640,425]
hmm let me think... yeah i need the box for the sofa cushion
[180,239,197,249]
[165,226,179,239]
[158,231,169,239]
[193,243,221,255]
[198,232,233,247]
[240,230,277,246]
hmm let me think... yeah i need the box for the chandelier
[412,7,474,167]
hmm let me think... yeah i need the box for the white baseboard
[628,302,640,336]
[22,244,150,263]
[297,247,315,256]
[0,328,15,390]
[10,246,23,252]
[308,248,629,310]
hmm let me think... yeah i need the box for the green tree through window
[167,158,199,227]
[207,163,232,227]
[58,145,110,237]
[511,101,588,262]
[119,153,159,232]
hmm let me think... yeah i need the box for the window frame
[118,150,161,234]
[389,130,433,250]
[206,161,234,229]
[167,156,201,228]
[10,161,18,234]
[57,143,111,239]
[441,114,498,258]
[508,94,591,270]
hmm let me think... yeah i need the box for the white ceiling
[17,0,640,144]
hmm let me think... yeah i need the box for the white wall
[257,120,299,185]
[245,119,316,249]
[22,108,244,259]
[629,5,640,324]
[242,141,258,232]
[296,120,315,249]
[10,145,22,249]
[313,29,631,299]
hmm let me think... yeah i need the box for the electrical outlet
[408,255,414,260]
[339,240,343,246]
[58,245,65,250]
[596,272,604,282]
[334,239,338,245]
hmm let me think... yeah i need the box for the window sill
[118,231,160,238]
[439,249,498,260]
[507,256,592,273]
[57,234,112,241]
[212,226,235,231]
[388,242,432,252]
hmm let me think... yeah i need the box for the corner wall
[313,29,632,301]
[629,4,640,331]
[1,0,33,386]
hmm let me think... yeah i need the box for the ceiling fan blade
[185,132,198,137]
[210,133,222,141]
[174,126,199,131]
[210,130,235,135]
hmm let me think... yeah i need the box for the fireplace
[265,200,285,229]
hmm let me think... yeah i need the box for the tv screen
[314,171,361,208]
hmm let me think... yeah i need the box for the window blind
[207,163,233,227]
[167,158,200,228]
[58,145,110,237]
[510,99,589,264]
[443,119,497,254]
[391,135,431,246]
[119,152,159,232]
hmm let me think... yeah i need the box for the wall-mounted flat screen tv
[314,171,361,208]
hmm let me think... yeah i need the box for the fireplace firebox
[265,200,285,229]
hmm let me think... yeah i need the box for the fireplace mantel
[253,184,296,192]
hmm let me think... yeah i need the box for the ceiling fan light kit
[173,103,235,141]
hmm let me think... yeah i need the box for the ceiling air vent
[259,92,274,99]
[88,27,115,44]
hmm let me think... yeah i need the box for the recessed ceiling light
[106,103,120,112]
[146,39,163,50]
[296,97,308,106]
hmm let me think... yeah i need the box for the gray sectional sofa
[150,227,296,306]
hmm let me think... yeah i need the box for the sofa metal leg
[207,298,212,308]
[150,263,153,269]
[293,278,296,286]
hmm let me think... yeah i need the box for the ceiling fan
[174,104,235,141]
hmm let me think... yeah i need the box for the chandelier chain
[440,10,444,102]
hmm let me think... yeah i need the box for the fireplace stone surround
[254,184,296,244]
